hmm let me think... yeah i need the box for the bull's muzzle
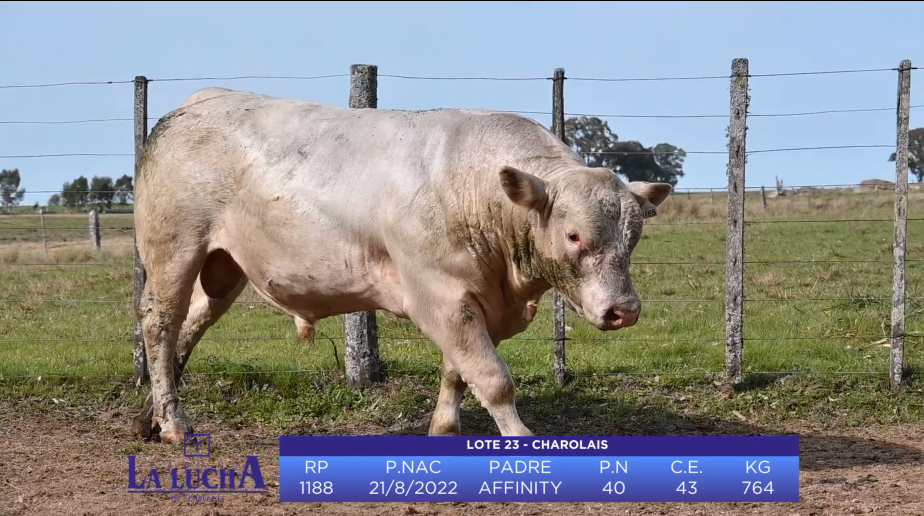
[597,303,640,330]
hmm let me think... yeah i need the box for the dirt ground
[0,403,922,516]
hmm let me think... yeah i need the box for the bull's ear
[499,166,548,211]
[626,181,672,219]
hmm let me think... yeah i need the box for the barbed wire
[7,216,924,232]
[0,118,135,125]
[0,64,914,90]
[516,105,924,120]
[655,183,920,191]
[0,153,132,159]
[5,103,924,126]
[566,67,905,82]
[644,218,924,227]
[4,257,924,267]
[6,182,910,196]
[1,333,916,345]
[747,144,897,154]
[579,144,899,156]
[151,74,351,83]
[0,262,128,267]
[0,368,899,381]
[0,143,903,160]
[1,295,921,306]
[0,79,134,90]
[0,226,132,231]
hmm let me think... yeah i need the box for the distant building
[860,179,895,190]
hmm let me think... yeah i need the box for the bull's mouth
[558,294,583,317]
[556,294,637,331]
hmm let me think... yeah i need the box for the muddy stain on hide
[145,110,188,148]
[459,302,476,324]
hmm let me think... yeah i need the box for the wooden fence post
[890,59,912,391]
[725,58,748,387]
[133,75,149,388]
[551,67,570,387]
[89,208,101,251]
[344,64,383,390]
[39,208,48,262]
[761,186,767,210]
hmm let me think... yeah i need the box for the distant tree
[62,176,90,208]
[0,168,26,214]
[89,175,115,210]
[48,194,61,207]
[114,174,134,205]
[889,127,924,182]
[652,143,687,183]
[563,117,686,186]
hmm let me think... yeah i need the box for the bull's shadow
[377,385,923,472]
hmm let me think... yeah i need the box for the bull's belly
[217,231,407,322]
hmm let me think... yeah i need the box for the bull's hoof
[160,426,194,445]
[132,415,153,440]
[159,429,186,444]
[156,417,195,445]
[427,420,462,437]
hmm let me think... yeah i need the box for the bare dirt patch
[0,402,921,516]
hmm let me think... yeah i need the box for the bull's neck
[488,162,574,302]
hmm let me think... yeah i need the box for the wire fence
[0,59,920,392]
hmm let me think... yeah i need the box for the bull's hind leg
[137,247,203,444]
[132,249,247,440]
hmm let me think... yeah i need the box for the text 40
[602,481,626,495]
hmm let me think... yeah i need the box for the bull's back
[143,87,565,206]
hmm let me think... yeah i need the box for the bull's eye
[566,232,580,244]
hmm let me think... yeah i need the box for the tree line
[48,174,134,210]
[0,169,134,213]
[564,116,924,185]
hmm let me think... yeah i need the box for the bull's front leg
[409,290,533,437]
[428,355,467,436]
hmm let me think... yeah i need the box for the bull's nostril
[603,308,622,324]
[602,305,639,328]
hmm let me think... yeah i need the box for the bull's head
[499,165,672,331]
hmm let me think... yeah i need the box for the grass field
[1,187,923,437]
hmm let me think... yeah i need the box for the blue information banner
[278,436,799,503]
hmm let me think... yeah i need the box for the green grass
[1,188,923,434]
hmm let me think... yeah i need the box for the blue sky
[1,1,922,205]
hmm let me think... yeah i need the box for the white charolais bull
[132,87,672,443]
